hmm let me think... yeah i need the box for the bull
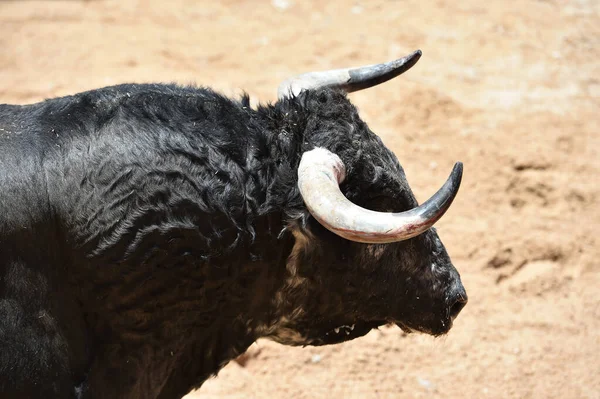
[0,50,467,398]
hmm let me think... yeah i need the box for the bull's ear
[278,50,422,99]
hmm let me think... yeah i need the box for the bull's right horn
[297,148,462,244]
[278,50,422,99]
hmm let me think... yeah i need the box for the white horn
[297,148,462,244]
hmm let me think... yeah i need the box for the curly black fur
[0,83,465,398]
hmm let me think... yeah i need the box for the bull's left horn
[278,50,421,99]
[297,148,462,244]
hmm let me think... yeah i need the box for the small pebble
[272,0,292,10]
[417,377,435,391]
[351,5,363,14]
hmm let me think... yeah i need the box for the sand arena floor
[1,1,598,398]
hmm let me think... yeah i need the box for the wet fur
[0,84,461,398]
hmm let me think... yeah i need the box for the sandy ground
[1,0,599,398]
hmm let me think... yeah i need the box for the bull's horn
[278,50,422,99]
[297,148,462,244]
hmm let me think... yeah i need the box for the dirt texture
[1,0,599,398]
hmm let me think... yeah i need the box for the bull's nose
[448,285,468,320]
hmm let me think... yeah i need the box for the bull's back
[0,86,148,236]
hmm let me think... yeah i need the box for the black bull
[0,51,467,398]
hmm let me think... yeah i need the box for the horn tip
[452,162,464,186]
[394,49,422,70]
[408,49,422,61]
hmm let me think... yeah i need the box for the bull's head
[263,50,467,345]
